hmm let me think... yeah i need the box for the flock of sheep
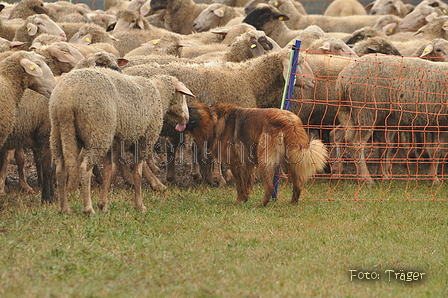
[0,0,447,212]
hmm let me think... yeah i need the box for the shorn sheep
[0,51,56,149]
[334,54,448,185]
[323,0,367,17]
[50,68,194,214]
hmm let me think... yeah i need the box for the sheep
[244,0,307,17]
[50,69,194,214]
[34,41,86,76]
[123,48,315,184]
[193,29,281,62]
[242,4,383,45]
[334,54,448,185]
[413,15,448,40]
[30,33,62,49]
[323,0,367,17]
[44,2,91,22]
[365,0,410,18]
[13,14,67,50]
[148,0,209,34]
[306,37,358,58]
[412,38,448,62]
[109,9,153,32]
[0,51,56,152]
[212,0,253,7]
[72,51,128,72]
[124,33,190,58]
[265,0,308,30]
[284,25,325,50]
[0,12,22,41]
[351,36,402,55]
[86,10,117,29]
[0,37,26,52]
[69,23,118,46]
[288,52,355,144]
[398,0,448,32]
[8,0,49,20]
[192,3,245,32]
[373,14,403,36]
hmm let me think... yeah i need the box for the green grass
[0,181,447,298]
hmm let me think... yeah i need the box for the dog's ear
[185,106,200,131]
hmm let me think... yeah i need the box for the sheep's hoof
[136,205,147,212]
[152,184,167,192]
[82,207,96,214]
[21,185,35,194]
[59,208,72,214]
[215,177,227,188]
[98,203,108,212]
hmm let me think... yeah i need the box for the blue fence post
[272,40,302,200]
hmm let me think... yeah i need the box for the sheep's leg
[329,125,346,177]
[379,130,397,180]
[79,154,95,214]
[15,149,35,194]
[165,133,179,183]
[32,148,43,186]
[142,160,166,191]
[425,132,445,184]
[40,149,55,204]
[116,158,134,186]
[0,150,13,195]
[133,161,147,212]
[98,156,114,212]
[55,156,69,213]
[347,128,374,186]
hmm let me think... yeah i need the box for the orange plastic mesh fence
[274,50,448,201]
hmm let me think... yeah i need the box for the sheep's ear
[81,33,93,45]
[413,26,425,35]
[364,2,374,10]
[140,2,151,16]
[27,23,38,36]
[382,22,397,35]
[276,13,289,21]
[249,40,265,57]
[421,44,434,57]
[108,34,119,41]
[179,41,191,48]
[30,42,42,50]
[33,5,49,15]
[20,58,43,77]
[106,22,116,32]
[443,22,448,31]
[367,45,380,53]
[9,41,27,49]
[214,8,225,18]
[211,28,229,35]
[142,39,160,47]
[425,11,438,23]
[117,58,128,66]
[49,46,74,63]
[136,19,145,29]
[394,1,402,15]
[319,41,331,52]
[175,81,195,98]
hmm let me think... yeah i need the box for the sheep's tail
[54,109,80,193]
[285,135,328,182]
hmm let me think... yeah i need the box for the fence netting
[275,46,448,201]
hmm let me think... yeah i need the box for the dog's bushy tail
[287,137,328,181]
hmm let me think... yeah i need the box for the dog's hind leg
[257,162,277,207]
[230,163,255,204]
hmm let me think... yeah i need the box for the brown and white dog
[186,102,328,206]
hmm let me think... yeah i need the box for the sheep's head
[25,14,67,41]
[149,0,169,13]
[18,51,56,98]
[242,3,289,30]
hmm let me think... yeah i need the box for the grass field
[0,180,447,298]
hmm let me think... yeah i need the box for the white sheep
[324,0,367,17]
[366,0,410,18]
[412,38,448,62]
[0,51,56,150]
[334,54,448,185]
[192,3,245,32]
[12,14,67,49]
[148,0,209,34]
[50,69,194,214]
[242,4,383,46]
[398,0,448,32]
[8,0,49,20]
